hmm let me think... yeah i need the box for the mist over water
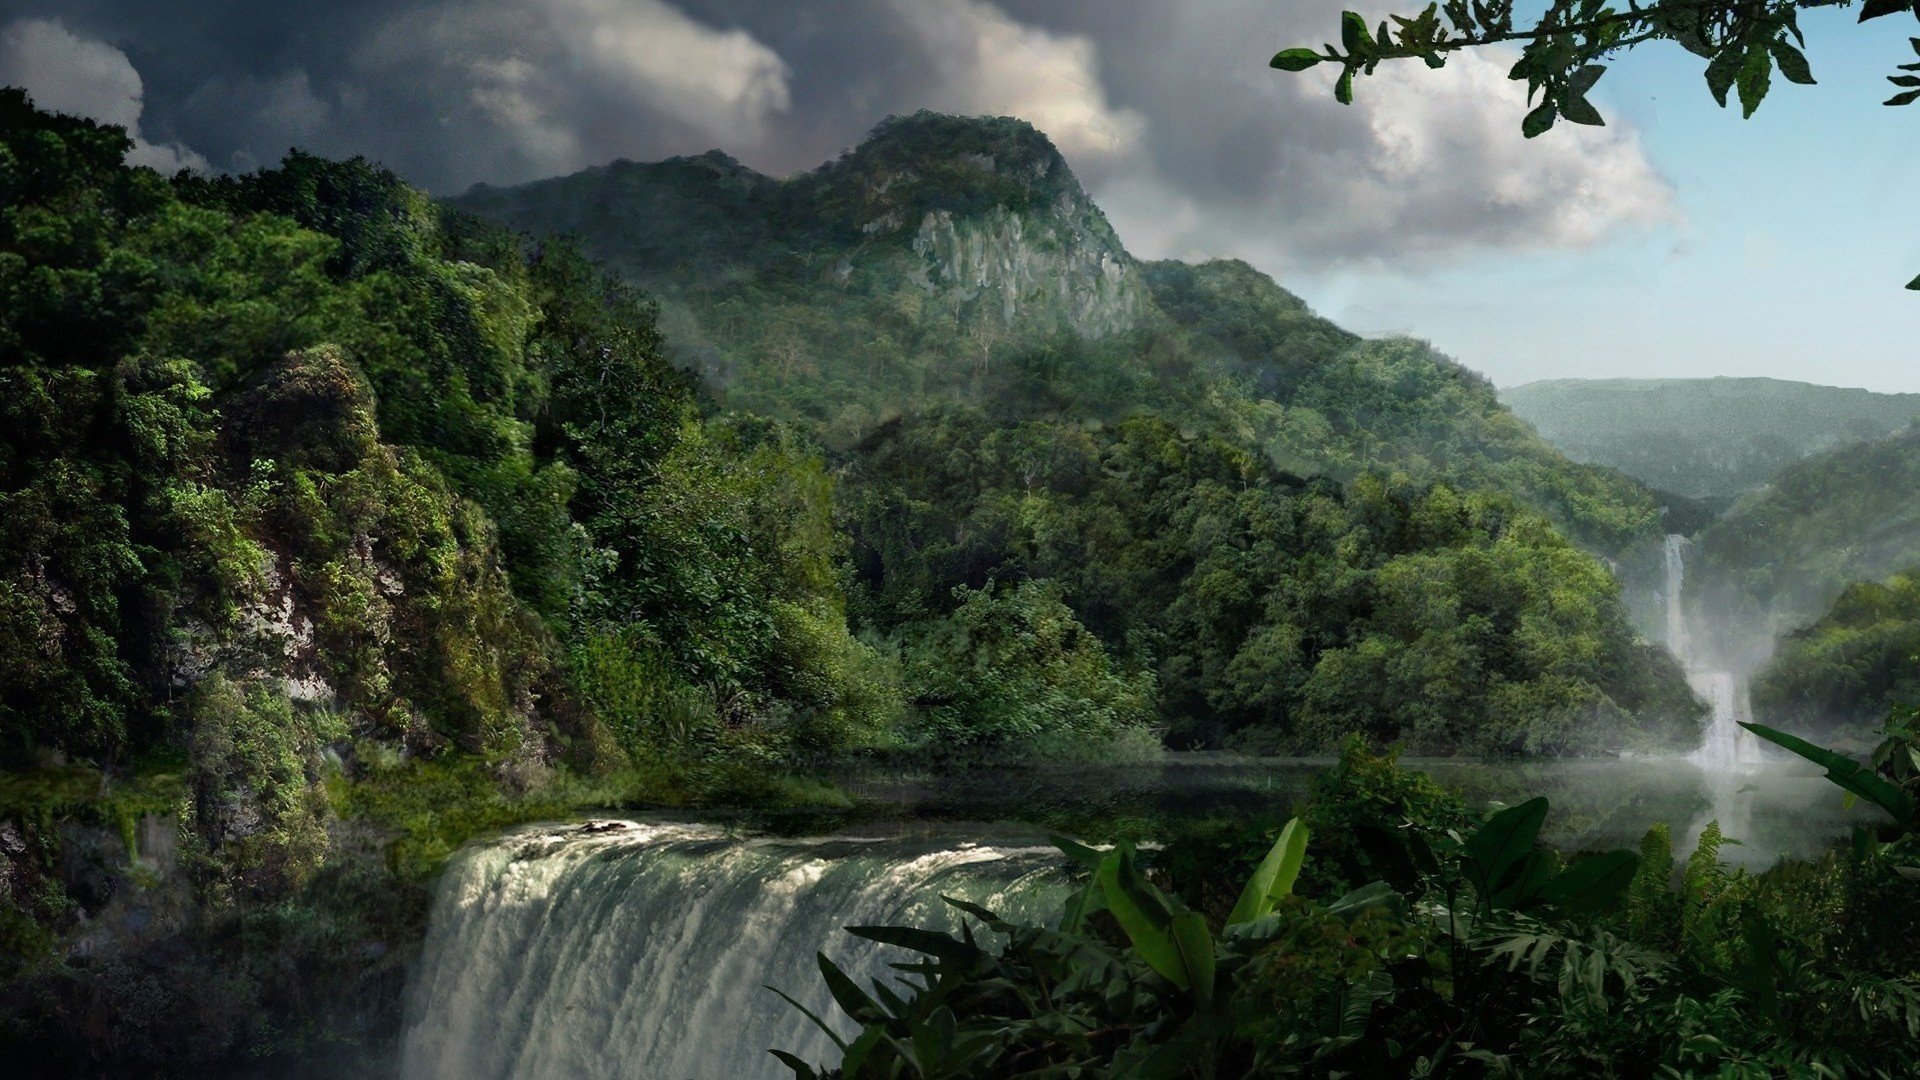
[1664,532,1780,859]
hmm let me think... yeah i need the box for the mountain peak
[447,109,1146,337]
[803,111,1085,223]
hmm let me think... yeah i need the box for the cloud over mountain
[0,0,1673,269]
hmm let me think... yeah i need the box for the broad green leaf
[1051,834,1106,871]
[940,895,1003,927]
[1741,722,1916,825]
[1522,100,1557,138]
[768,1049,821,1079]
[1060,878,1107,934]
[817,953,886,1023]
[913,1006,957,1072]
[1495,849,1558,909]
[1861,0,1913,21]
[1170,911,1217,1004]
[1271,48,1325,71]
[841,1026,887,1075]
[1705,47,1742,106]
[1326,880,1405,919]
[1227,817,1309,926]
[1336,68,1355,105]
[1560,94,1605,127]
[1341,11,1373,53]
[1737,49,1773,118]
[1463,796,1549,899]
[1096,849,1188,988]
[1769,39,1815,85]
[1568,64,1606,96]
[1539,849,1639,912]
[846,924,983,964]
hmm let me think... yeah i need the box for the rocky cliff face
[448,111,1154,341]
[906,204,1147,338]
[811,111,1151,339]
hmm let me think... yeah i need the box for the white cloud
[551,0,791,134]
[884,0,1146,173]
[0,17,210,172]
[1070,2,1676,271]
[1352,48,1675,256]
[359,0,791,178]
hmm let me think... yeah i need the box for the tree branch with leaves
[1274,0,1920,286]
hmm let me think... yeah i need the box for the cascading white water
[399,821,1068,1080]
[1664,534,1692,663]
[1664,533,1749,769]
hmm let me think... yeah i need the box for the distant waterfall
[399,822,1067,1080]
[1664,534,1749,769]
[1664,534,1692,665]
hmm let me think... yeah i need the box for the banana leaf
[1741,722,1915,826]
[1226,817,1309,926]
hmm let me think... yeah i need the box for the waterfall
[1686,670,1752,769]
[1664,534,1749,769]
[1664,534,1692,665]
[399,821,1068,1080]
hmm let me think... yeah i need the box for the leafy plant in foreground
[774,780,1672,1078]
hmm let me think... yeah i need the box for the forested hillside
[451,111,1671,557]
[1502,377,1920,502]
[1687,423,1920,670]
[1752,569,1920,739]
[0,90,898,1061]
[842,410,1697,753]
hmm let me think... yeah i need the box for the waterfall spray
[1665,534,1748,769]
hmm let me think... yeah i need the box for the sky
[1,1,1914,390]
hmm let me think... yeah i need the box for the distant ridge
[1500,376,1920,501]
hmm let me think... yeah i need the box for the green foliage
[849,410,1698,753]
[1152,262,1665,553]
[181,676,341,903]
[1279,0,1915,129]
[1690,423,1920,671]
[447,108,1709,758]
[1753,569,1920,737]
[901,580,1154,754]
[1225,818,1308,926]
[0,95,908,1067]
[0,88,898,781]
[1300,737,1472,892]
[787,752,1920,1077]
[1627,823,1677,946]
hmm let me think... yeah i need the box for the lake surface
[835,752,1875,868]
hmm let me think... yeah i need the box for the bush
[902,580,1155,755]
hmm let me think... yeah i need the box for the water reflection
[839,754,1875,869]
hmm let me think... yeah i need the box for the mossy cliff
[0,90,875,1074]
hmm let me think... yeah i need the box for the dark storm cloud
[0,0,1675,268]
